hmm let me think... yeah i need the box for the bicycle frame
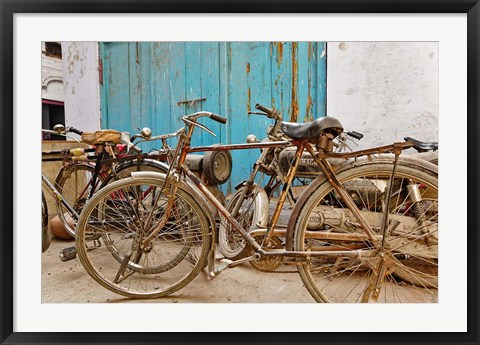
[141,117,418,262]
[41,173,82,221]
[42,144,111,225]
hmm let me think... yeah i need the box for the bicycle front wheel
[293,160,438,303]
[218,185,263,260]
[76,176,211,299]
[41,191,51,252]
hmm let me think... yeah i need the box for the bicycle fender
[228,182,268,228]
[252,185,269,229]
[330,153,438,176]
[100,159,169,188]
[119,158,169,172]
[54,161,95,183]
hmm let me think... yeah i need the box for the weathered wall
[99,42,327,191]
[41,43,64,102]
[59,41,439,151]
[61,42,101,132]
[326,42,438,149]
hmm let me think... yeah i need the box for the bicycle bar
[41,175,81,220]
[266,249,377,258]
[188,140,291,153]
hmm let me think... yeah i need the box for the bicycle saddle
[280,117,344,141]
[404,137,438,152]
[81,130,122,145]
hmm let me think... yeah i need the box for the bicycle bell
[246,134,259,143]
[141,127,152,138]
[53,124,66,133]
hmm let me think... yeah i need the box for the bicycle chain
[250,263,298,274]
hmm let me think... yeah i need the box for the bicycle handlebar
[183,111,228,124]
[42,129,59,135]
[250,103,282,121]
[346,131,364,140]
[42,125,84,136]
[68,127,83,135]
[210,113,228,124]
[255,103,273,114]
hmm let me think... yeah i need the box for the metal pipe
[188,140,291,153]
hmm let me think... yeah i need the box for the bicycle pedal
[227,253,260,268]
[59,246,77,262]
[208,259,232,280]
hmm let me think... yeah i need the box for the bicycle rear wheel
[54,163,98,238]
[75,176,211,299]
[293,159,438,303]
[55,161,168,238]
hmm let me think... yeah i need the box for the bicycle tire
[218,184,266,260]
[41,191,51,252]
[54,163,98,238]
[75,176,211,299]
[293,159,438,303]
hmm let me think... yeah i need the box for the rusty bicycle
[219,105,438,268]
[42,125,172,240]
[75,108,438,303]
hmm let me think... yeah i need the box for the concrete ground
[42,238,314,303]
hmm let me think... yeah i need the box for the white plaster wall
[61,42,101,132]
[41,45,64,102]
[326,42,438,150]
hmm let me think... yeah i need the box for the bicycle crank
[247,234,285,272]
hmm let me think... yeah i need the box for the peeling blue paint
[100,42,326,193]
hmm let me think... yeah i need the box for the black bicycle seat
[404,137,438,152]
[281,117,343,141]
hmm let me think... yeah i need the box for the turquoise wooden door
[100,42,326,192]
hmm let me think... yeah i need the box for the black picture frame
[1,1,478,344]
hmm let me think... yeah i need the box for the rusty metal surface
[250,228,375,243]
[290,42,299,122]
[187,140,291,153]
[305,144,378,242]
[265,142,304,241]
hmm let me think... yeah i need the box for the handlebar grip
[210,113,227,124]
[347,131,364,140]
[255,103,273,115]
[68,127,84,135]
